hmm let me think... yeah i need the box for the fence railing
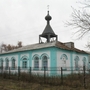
[0,66,89,89]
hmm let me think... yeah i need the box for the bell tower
[39,10,58,43]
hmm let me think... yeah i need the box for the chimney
[64,42,74,48]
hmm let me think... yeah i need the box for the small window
[42,56,48,68]
[83,60,86,66]
[60,54,68,70]
[82,57,86,66]
[34,57,39,69]
[12,59,15,69]
[6,59,9,69]
[75,60,78,70]
[74,56,79,70]
[0,59,3,68]
[22,57,28,69]
[22,61,27,68]
[82,57,86,69]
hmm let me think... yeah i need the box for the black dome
[45,11,52,21]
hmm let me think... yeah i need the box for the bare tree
[18,41,22,48]
[67,0,90,39]
[1,43,8,52]
[7,44,12,51]
[66,0,90,48]
[0,41,23,53]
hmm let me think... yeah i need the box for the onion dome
[45,11,52,21]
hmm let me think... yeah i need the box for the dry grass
[0,72,90,90]
[0,78,88,90]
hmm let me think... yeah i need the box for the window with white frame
[6,59,9,69]
[34,56,39,69]
[0,59,3,68]
[42,56,48,68]
[61,54,68,70]
[75,60,78,68]
[74,56,79,70]
[83,60,86,67]
[22,57,27,68]
[22,61,27,68]
[82,57,86,67]
[12,59,15,69]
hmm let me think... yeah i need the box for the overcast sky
[0,0,89,51]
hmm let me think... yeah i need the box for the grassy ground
[0,78,89,90]
[0,72,90,90]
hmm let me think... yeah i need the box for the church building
[0,11,89,75]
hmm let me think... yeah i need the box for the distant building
[0,11,89,75]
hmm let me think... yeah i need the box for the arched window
[60,54,68,70]
[12,59,15,69]
[0,59,3,68]
[82,57,86,67]
[34,56,39,69]
[42,56,48,68]
[74,56,79,70]
[22,57,28,68]
[6,58,9,69]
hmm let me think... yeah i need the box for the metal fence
[0,66,90,89]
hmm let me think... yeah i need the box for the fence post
[9,67,10,79]
[61,67,63,85]
[44,66,46,84]
[83,66,86,89]
[18,66,20,80]
[1,66,3,77]
[29,67,31,82]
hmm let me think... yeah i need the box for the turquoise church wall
[49,47,57,75]
[0,47,57,75]
[0,46,89,76]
